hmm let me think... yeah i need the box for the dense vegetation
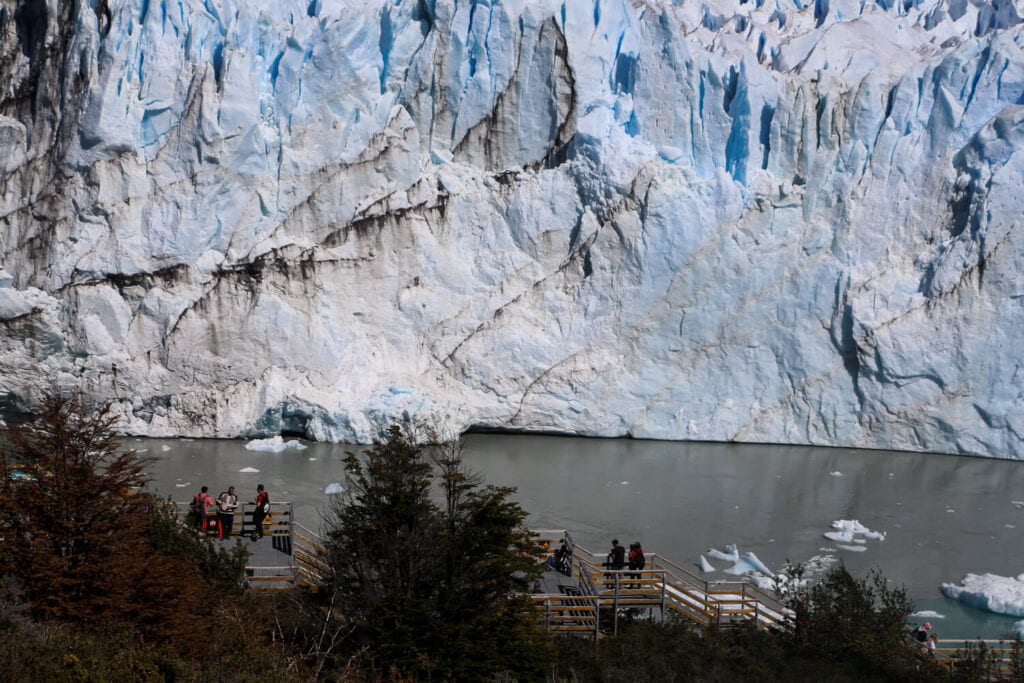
[0,398,1017,681]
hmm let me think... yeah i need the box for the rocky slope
[0,0,1021,455]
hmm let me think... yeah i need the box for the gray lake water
[140,433,1024,641]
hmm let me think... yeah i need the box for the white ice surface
[942,573,1024,618]
[911,610,946,619]
[244,436,308,452]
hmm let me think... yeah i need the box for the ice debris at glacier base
[0,0,1022,456]
[942,574,1024,618]
[244,436,308,452]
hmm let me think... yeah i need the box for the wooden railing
[931,639,1024,677]
[175,500,299,588]
[530,533,791,637]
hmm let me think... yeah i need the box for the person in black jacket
[605,539,626,588]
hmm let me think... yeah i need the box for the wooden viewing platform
[528,529,792,638]
[174,501,326,590]
[174,508,1022,668]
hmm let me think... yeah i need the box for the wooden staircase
[530,531,791,638]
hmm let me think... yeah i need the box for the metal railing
[530,532,791,637]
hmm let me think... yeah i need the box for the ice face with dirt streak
[0,0,1022,455]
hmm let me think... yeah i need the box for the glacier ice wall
[0,0,1022,456]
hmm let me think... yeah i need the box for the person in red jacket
[251,484,270,540]
[190,486,215,533]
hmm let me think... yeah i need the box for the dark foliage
[554,564,952,682]
[316,425,552,680]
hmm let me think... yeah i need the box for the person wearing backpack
[190,486,214,531]
[251,484,270,540]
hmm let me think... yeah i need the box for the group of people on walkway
[604,538,646,588]
[190,483,271,540]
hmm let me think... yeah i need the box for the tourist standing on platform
[191,486,215,533]
[605,538,625,587]
[189,486,210,528]
[628,541,645,588]
[217,486,238,539]
[252,484,270,539]
[607,539,625,570]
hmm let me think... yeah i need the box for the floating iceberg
[910,610,945,619]
[699,555,715,573]
[942,574,1024,618]
[245,436,307,452]
[707,545,739,563]
[238,467,260,473]
[324,482,344,495]
[824,519,886,544]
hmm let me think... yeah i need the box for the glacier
[0,0,1022,455]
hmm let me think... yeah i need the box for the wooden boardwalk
[177,501,323,590]
[529,529,791,638]
[177,510,790,635]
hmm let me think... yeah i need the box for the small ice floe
[836,544,868,552]
[620,481,629,485]
[824,519,886,544]
[699,555,716,573]
[829,471,843,477]
[910,610,945,619]
[942,573,1024,617]
[946,509,956,513]
[136,448,148,453]
[160,444,172,452]
[707,545,739,563]
[308,457,317,461]
[245,435,307,452]
[1007,524,1016,529]
[324,482,344,495]
[175,482,191,488]
[239,467,260,473]
[724,552,773,577]
[1012,501,1024,508]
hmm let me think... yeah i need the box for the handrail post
[288,501,296,581]
[613,573,620,636]
[660,570,667,623]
